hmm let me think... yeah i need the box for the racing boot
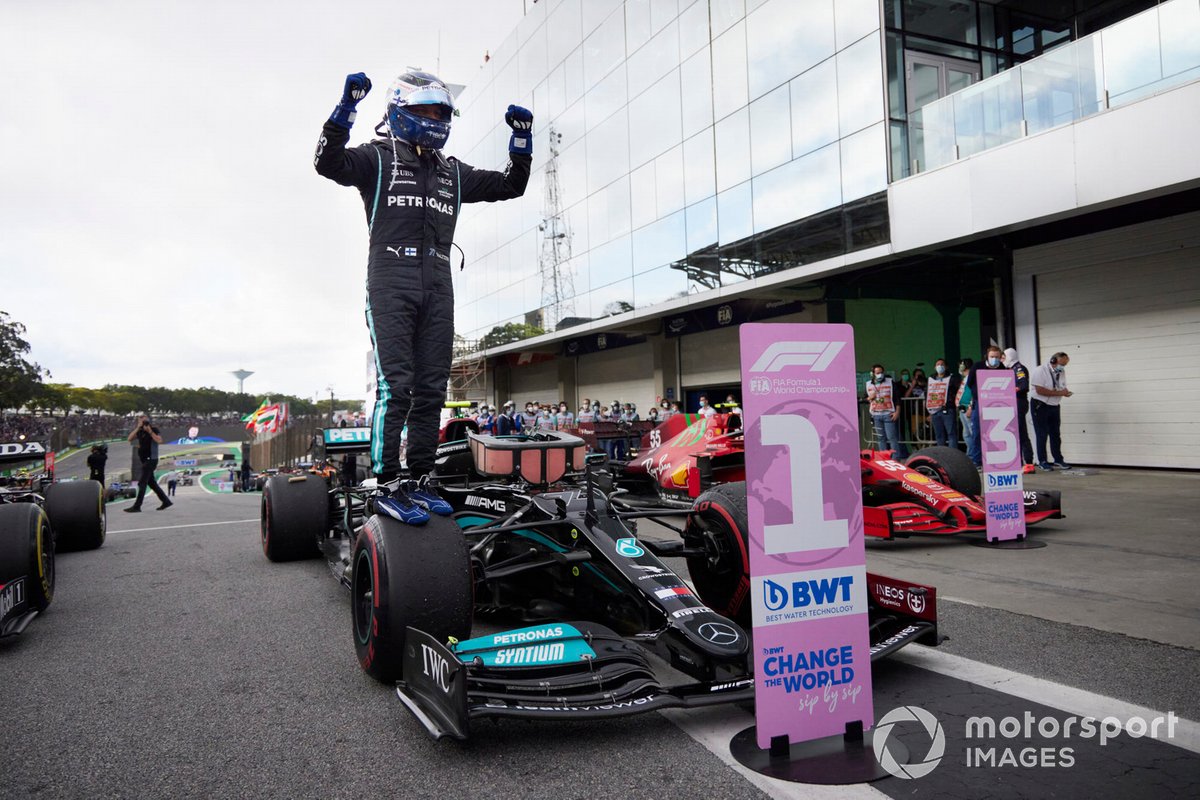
[373,479,430,526]
[406,475,452,517]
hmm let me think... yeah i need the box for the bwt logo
[986,472,1023,491]
[749,341,845,373]
[981,375,1013,391]
[763,575,854,611]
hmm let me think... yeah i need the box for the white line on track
[660,707,887,800]
[892,646,1200,754]
[107,518,259,534]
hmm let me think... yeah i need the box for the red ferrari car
[611,411,1062,539]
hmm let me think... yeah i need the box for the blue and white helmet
[385,71,455,149]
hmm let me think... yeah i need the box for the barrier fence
[249,419,325,471]
[858,396,974,453]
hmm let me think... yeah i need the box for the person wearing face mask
[697,395,716,419]
[557,402,574,429]
[497,400,518,435]
[520,402,538,431]
[865,364,907,457]
[965,346,1009,468]
[926,358,957,447]
[1031,352,1073,470]
[1004,347,1036,474]
[577,400,595,424]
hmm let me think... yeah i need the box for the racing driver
[315,71,531,523]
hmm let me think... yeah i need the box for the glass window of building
[655,144,686,219]
[627,69,683,168]
[679,0,709,58]
[682,128,716,206]
[626,0,653,54]
[588,235,633,291]
[630,160,657,230]
[586,107,629,195]
[586,63,628,130]
[839,122,887,201]
[837,31,885,135]
[519,22,548,98]
[717,179,753,245]
[584,6,626,90]
[714,107,751,191]
[560,140,588,209]
[836,0,881,49]
[546,0,582,70]
[591,277,634,318]
[749,82,791,176]
[746,0,835,100]
[633,210,686,274]
[789,57,839,158]
[582,0,624,40]
[680,46,715,138]
[710,0,745,38]
[753,142,841,233]
[712,20,749,120]
[651,0,679,35]
[635,263,689,309]
[686,196,718,254]
[628,18,680,92]
[903,0,977,45]
[564,46,586,107]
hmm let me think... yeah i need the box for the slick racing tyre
[906,446,982,498]
[351,513,473,683]
[0,504,55,612]
[44,480,106,552]
[684,481,751,626]
[260,475,327,562]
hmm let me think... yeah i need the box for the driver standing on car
[315,71,531,524]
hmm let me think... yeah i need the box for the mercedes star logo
[698,622,739,645]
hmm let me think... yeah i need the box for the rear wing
[0,440,49,466]
[316,427,372,456]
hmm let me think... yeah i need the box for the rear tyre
[44,480,106,552]
[351,513,473,683]
[0,504,55,612]
[260,475,327,562]
[906,446,982,497]
[685,481,751,627]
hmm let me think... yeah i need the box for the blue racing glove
[329,72,372,129]
[505,104,533,155]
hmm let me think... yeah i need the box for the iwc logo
[874,705,946,779]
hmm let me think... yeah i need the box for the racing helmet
[385,71,455,149]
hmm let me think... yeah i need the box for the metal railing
[859,396,968,453]
[909,0,1200,174]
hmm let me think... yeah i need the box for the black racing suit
[315,121,530,480]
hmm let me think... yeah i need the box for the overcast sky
[1,0,526,403]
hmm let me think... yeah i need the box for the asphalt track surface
[3,473,1199,798]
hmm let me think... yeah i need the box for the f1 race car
[262,427,939,739]
[0,442,107,638]
[105,479,138,502]
[611,411,1063,539]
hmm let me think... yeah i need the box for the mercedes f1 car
[1,442,107,638]
[261,427,939,740]
[610,411,1063,539]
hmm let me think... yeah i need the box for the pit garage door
[680,308,818,388]
[1014,212,1200,468]
[509,359,559,408]
[577,342,656,410]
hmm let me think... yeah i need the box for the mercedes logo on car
[697,622,739,645]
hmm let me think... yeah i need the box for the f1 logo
[749,341,845,373]
[981,375,1013,392]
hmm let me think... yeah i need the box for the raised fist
[341,72,372,105]
[504,104,533,131]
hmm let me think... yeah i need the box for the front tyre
[684,481,751,626]
[906,446,982,498]
[260,475,327,562]
[0,504,55,612]
[44,480,106,551]
[351,513,472,683]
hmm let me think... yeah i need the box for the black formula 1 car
[0,443,107,638]
[261,428,939,740]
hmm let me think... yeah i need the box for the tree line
[1,310,321,417]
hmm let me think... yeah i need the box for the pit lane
[1,469,1197,798]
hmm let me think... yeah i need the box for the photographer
[125,414,172,512]
[87,444,108,484]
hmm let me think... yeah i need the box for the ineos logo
[697,622,739,645]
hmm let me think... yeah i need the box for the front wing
[865,489,1063,539]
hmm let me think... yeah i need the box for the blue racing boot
[406,477,453,516]
[374,480,429,526]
